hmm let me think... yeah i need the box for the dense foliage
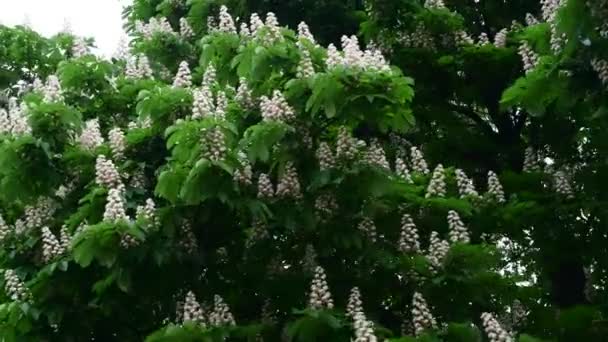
[0,0,607,341]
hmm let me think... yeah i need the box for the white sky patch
[0,0,132,57]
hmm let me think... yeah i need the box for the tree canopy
[0,0,607,341]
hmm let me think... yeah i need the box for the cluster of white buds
[358,217,378,243]
[178,221,198,255]
[553,170,574,198]
[336,127,359,161]
[108,127,126,160]
[399,214,421,253]
[425,164,446,198]
[486,171,506,203]
[126,54,154,80]
[363,140,390,170]
[136,198,157,228]
[410,146,430,174]
[192,86,215,119]
[315,193,338,222]
[316,142,336,170]
[523,147,540,172]
[308,266,334,310]
[209,295,236,326]
[179,18,194,38]
[297,21,317,46]
[59,225,71,251]
[276,162,302,199]
[591,59,608,88]
[215,91,228,120]
[0,101,31,136]
[478,32,490,45]
[95,155,121,188]
[397,24,436,50]
[218,6,237,34]
[43,75,63,102]
[257,12,284,45]
[297,48,316,78]
[447,210,470,243]
[454,30,475,47]
[23,197,56,231]
[41,226,65,263]
[249,13,264,37]
[113,37,130,61]
[353,311,378,342]
[302,244,318,273]
[235,78,255,109]
[260,90,295,122]
[71,36,89,57]
[481,312,513,342]
[239,22,251,37]
[128,167,147,189]
[518,41,539,74]
[257,173,275,198]
[326,35,391,72]
[78,118,104,151]
[455,169,479,198]
[103,184,128,222]
[525,13,539,26]
[201,126,226,161]
[412,292,437,336]
[3,269,31,302]
[501,299,527,330]
[346,287,363,319]
[541,0,567,53]
[395,157,413,183]
[424,0,446,8]
[172,61,192,88]
[233,153,253,186]
[135,17,175,39]
[427,231,450,270]
[183,291,206,325]
[0,214,10,242]
[494,28,509,48]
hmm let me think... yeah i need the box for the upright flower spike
[103,185,128,222]
[352,311,378,342]
[59,225,71,251]
[192,86,215,119]
[22,197,56,231]
[249,13,264,36]
[95,155,121,188]
[235,78,255,109]
[399,214,421,253]
[108,127,126,160]
[447,210,470,244]
[260,90,295,122]
[410,146,429,174]
[179,17,194,38]
[201,126,226,161]
[3,269,31,302]
[137,54,154,79]
[326,43,344,70]
[297,21,316,45]
[480,312,513,342]
[136,198,157,228]
[209,295,236,326]
[336,127,358,160]
[72,36,89,57]
[315,193,338,222]
[591,59,608,88]
[233,153,253,186]
[297,48,315,78]
[178,221,198,254]
[455,169,479,198]
[257,173,275,199]
[113,36,129,61]
[518,41,539,74]
[494,28,509,48]
[173,61,192,88]
[358,217,378,243]
[412,292,437,336]
[41,226,65,263]
[316,142,336,170]
[454,30,475,47]
[523,147,540,172]
[264,12,283,44]
[43,75,63,102]
[364,140,390,170]
[183,291,206,325]
[395,157,413,183]
[308,266,334,310]
[214,90,228,120]
[525,13,539,26]
[239,22,251,37]
[346,287,363,319]
[486,171,506,203]
[478,32,490,45]
[218,5,237,34]
[202,64,217,88]
[0,214,10,242]
[426,164,446,198]
[0,109,10,134]
[276,162,302,199]
[427,231,450,270]
[553,170,574,198]
[8,101,31,136]
[78,119,104,151]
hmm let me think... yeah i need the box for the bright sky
[0,0,132,57]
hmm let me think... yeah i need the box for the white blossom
[523,147,540,172]
[260,90,295,122]
[235,78,255,109]
[192,86,215,119]
[113,36,130,61]
[481,312,513,342]
[173,61,192,88]
[179,18,194,38]
[358,217,378,243]
[518,41,539,74]
[0,214,10,242]
[399,214,420,253]
[297,21,316,46]
[426,164,446,198]
[346,287,363,319]
[353,311,378,342]
[336,127,359,160]
[553,170,574,198]
[395,157,413,183]
[316,142,336,170]
[136,198,157,228]
[427,231,450,270]
[201,126,226,161]
[202,65,217,88]
[71,37,89,57]
[209,295,236,326]
[591,59,608,88]
[455,169,479,198]
[108,127,126,160]
[178,221,198,255]
[486,170,506,203]
[297,48,315,78]
[276,162,302,199]
[3,269,31,302]
[183,291,206,325]
[447,210,470,244]
[43,75,63,102]
[308,266,334,310]
[218,5,237,34]
[315,194,338,222]
[95,155,121,188]
[257,173,275,199]
[478,32,490,45]
[412,292,437,336]
[103,184,128,222]
[410,146,429,174]
[363,140,390,170]
[494,28,509,48]
[41,226,65,263]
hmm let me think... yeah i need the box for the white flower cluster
[478,32,490,46]
[192,86,215,119]
[591,59,608,88]
[41,226,66,263]
[43,75,63,103]
[518,41,539,74]
[454,30,475,47]
[179,18,194,38]
[215,91,228,120]
[59,225,71,251]
[410,146,430,174]
[426,164,446,198]
[22,197,57,232]
[0,100,31,136]
[455,169,479,198]
[522,147,540,172]
[397,24,436,50]
[173,61,192,88]
[363,140,390,170]
[72,36,89,58]
[103,185,128,222]
[346,287,363,319]
[525,13,539,26]
[3,269,31,302]
[353,311,378,342]
[336,127,359,161]
[297,22,317,46]
[297,48,315,78]
[128,167,148,189]
[260,90,295,122]
[494,28,509,48]
[424,0,446,8]
[358,217,378,243]
[427,231,450,270]
[315,193,338,222]
[135,17,175,39]
[481,312,513,342]
[183,291,206,325]
[78,118,104,151]
[95,155,121,188]
[209,295,236,326]
[201,126,226,161]
[308,266,334,310]
[113,37,130,61]
[218,6,237,34]
[125,54,153,80]
[233,154,253,186]
[412,292,437,336]
[316,142,336,170]
[136,198,157,228]
[276,162,302,199]
[325,35,391,72]
[235,78,255,109]
[553,170,574,198]
[394,157,413,183]
[541,0,567,53]
[399,214,421,253]
[108,127,126,160]
[0,214,10,242]
[447,210,470,243]
[178,221,198,255]
[257,173,275,198]
[486,171,506,203]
